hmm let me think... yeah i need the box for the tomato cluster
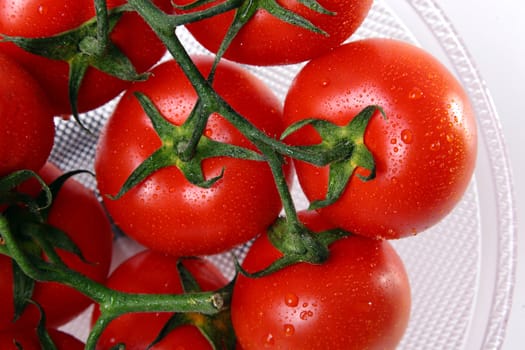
[0,0,478,349]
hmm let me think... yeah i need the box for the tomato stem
[0,213,228,349]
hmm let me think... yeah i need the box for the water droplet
[430,141,441,151]
[390,138,397,144]
[446,133,455,143]
[37,5,47,15]
[283,324,295,336]
[204,128,213,137]
[284,293,299,307]
[408,87,423,100]
[263,333,275,347]
[320,79,330,87]
[401,129,413,144]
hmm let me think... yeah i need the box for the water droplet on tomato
[446,133,455,143]
[283,324,295,336]
[37,5,47,15]
[401,129,413,144]
[430,141,441,151]
[204,128,213,137]
[320,79,330,87]
[263,333,275,347]
[408,87,423,100]
[284,293,299,307]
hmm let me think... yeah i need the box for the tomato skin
[0,0,172,115]
[283,38,478,239]
[0,163,113,331]
[95,56,288,256]
[0,328,84,350]
[0,53,54,177]
[231,210,411,350]
[91,249,228,350]
[173,0,373,66]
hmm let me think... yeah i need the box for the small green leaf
[308,159,355,210]
[33,301,58,350]
[262,0,327,35]
[0,170,52,212]
[297,0,334,15]
[108,149,174,200]
[177,258,203,293]
[12,262,35,322]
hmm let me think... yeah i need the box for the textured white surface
[433,2,525,349]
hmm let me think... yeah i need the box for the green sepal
[0,170,52,215]
[282,105,384,209]
[1,4,146,124]
[12,262,36,323]
[296,0,334,15]
[147,262,237,350]
[110,92,264,199]
[236,217,350,278]
[262,0,328,35]
[33,301,59,350]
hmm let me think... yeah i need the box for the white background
[436,1,524,348]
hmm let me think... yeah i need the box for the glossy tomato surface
[0,0,172,115]
[95,56,288,256]
[92,249,228,350]
[231,211,411,349]
[173,0,372,65]
[0,163,113,330]
[0,53,54,177]
[283,38,478,239]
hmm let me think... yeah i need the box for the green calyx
[282,105,386,209]
[0,170,94,323]
[109,92,265,200]
[237,216,350,278]
[146,258,236,350]
[1,3,146,124]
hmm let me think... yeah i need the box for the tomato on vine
[91,249,232,349]
[0,0,173,115]
[283,38,478,239]
[0,163,113,331]
[173,0,373,66]
[231,210,411,349]
[95,55,289,257]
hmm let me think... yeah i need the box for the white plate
[55,1,518,348]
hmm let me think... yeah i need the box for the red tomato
[283,38,478,239]
[95,56,288,256]
[173,0,372,65]
[0,328,84,350]
[231,210,411,349]
[0,163,113,330]
[0,0,172,115]
[0,53,54,177]
[92,249,228,350]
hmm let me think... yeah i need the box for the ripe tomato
[0,163,113,330]
[0,0,172,115]
[0,53,54,177]
[91,249,228,350]
[173,0,372,65]
[231,210,411,349]
[283,38,478,239]
[0,328,84,350]
[95,56,288,256]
